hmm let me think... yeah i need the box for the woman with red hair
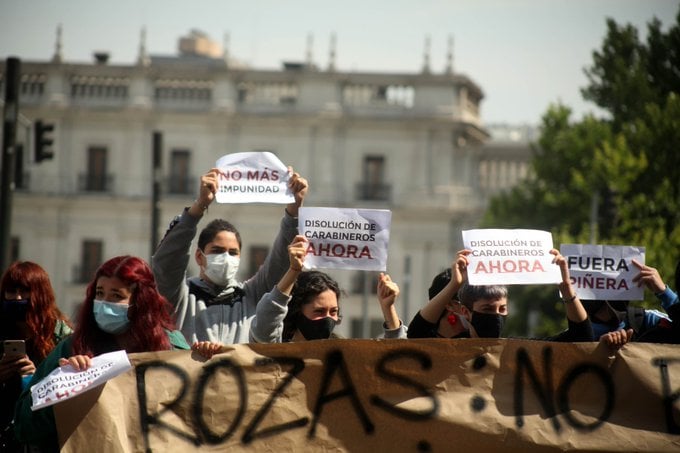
[14,255,189,451]
[0,261,72,451]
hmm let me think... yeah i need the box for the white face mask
[202,251,240,287]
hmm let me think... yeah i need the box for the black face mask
[471,312,505,338]
[1,299,30,322]
[297,315,337,340]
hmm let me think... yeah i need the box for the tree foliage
[482,8,680,337]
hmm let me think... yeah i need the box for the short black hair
[457,281,508,311]
[198,219,242,251]
[428,268,452,300]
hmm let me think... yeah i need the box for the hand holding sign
[550,249,576,300]
[58,354,93,371]
[188,168,226,216]
[286,169,309,217]
[631,259,666,293]
[453,249,472,289]
[30,350,131,411]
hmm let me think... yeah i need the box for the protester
[191,236,404,357]
[13,255,189,451]
[0,261,72,452]
[152,166,308,345]
[408,250,502,339]
[408,249,592,341]
[584,260,680,348]
[582,298,670,341]
[246,235,340,343]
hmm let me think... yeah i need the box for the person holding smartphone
[14,255,190,451]
[0,261,73,451]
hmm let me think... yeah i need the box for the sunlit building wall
[0,35,533,337]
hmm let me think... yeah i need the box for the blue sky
[1,0,677,124]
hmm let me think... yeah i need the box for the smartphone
[3,340,26,356]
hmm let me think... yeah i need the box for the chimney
[93,51,110,64]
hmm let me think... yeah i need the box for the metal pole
[402,255,411,324]
[151,131,162,259]
[589,192,599,244]
[1,57,21,272]
[361,273,371,338]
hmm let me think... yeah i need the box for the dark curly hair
[282,271,341,341]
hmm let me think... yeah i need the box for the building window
[70,76,129,100]
[356,155,390,201]
[154,79,213,102]
[342,84,414,108]
[247,245,269,279]
[168,149,192,194]
[20,73,46,97]
[79,146,112,192]
[76,240,103,284]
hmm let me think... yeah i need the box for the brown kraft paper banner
[54,339,680,452]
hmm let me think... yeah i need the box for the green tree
[483,8,680,337]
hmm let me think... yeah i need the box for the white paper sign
[462,229,561,285]
[30,350,132,411]
[214,152,295,204]
[560,244,645,301]
[299,207,391,271]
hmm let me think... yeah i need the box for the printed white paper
[560,244,645,301]
[299,207,392,271]
[462,229,561,285]
[31,350,132,411]
[214,152,295,204]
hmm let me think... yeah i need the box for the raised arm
[277,235,307,296]
[249,235,307,343]
[419,250,471,323]
[377,273,401,330]
[187,167,225,218]
[244,169,309,303]
[551,249,587,323]
[152,168,225,308]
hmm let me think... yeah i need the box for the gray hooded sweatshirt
[152,208,297,344]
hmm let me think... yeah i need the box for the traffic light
[34,120,55,162]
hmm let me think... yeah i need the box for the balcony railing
[355,182,391,201]
[78,173,115,192]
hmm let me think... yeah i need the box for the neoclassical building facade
[0,31,532,336]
